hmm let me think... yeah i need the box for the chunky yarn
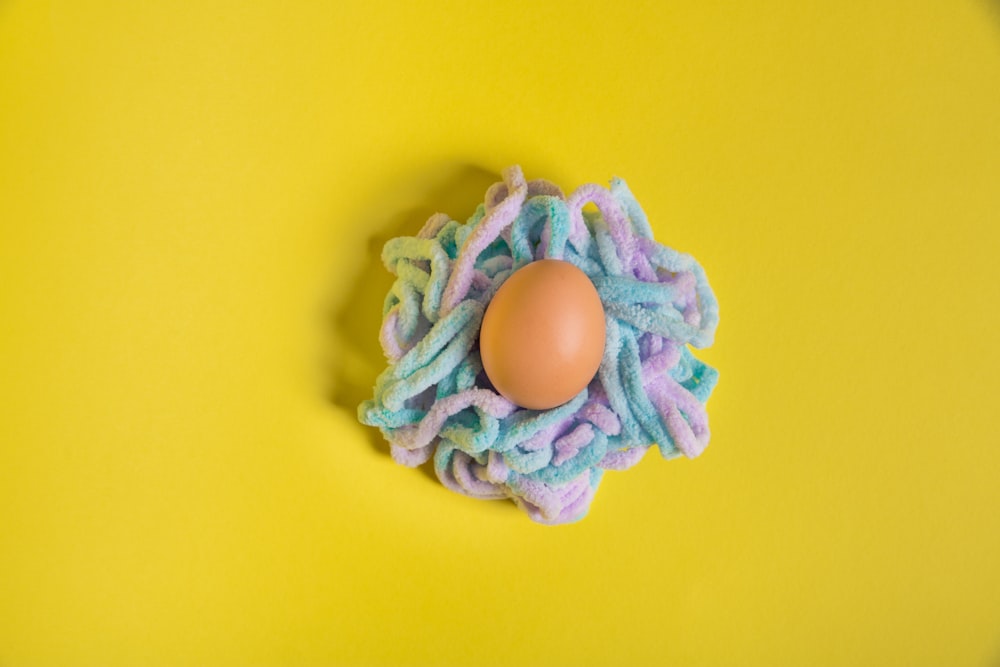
[358,166,719,524]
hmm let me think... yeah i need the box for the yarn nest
[358,166,719,524]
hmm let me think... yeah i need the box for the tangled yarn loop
[359,166,719,524]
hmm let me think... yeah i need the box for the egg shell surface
[479,259,607,410]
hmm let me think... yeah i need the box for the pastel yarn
[358,166,719,524]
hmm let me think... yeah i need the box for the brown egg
[480,259,606,410]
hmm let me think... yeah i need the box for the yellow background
[2,1,999,665]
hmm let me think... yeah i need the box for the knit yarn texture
[358,166,719,524]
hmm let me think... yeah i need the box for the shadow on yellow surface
[989,0,1000,29]
[325,163,501,483]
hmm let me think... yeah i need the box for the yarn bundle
[358,166,719,524]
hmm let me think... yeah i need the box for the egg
[479,259,606,410]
